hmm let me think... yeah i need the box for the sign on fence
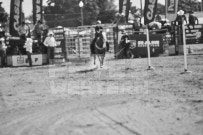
[128,34,163,57]
[7,55,43,66]
[52,27,66,60]
[185,24,203,44]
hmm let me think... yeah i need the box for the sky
[0,0,201,17]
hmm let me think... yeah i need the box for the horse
[90,27,107,68]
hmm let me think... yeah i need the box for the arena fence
[169,24,203,55]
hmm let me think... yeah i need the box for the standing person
[155,14,162,22]
[24,38,33,67]
[43,32,56,65]
[176,10,187,25]
[0,24,6,67]
[0,37,6,67]
[188,11,199,33]
[120,30,133,58]
[18,21,30,41]
[33,20,44,43]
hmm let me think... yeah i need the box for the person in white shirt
[43,32,57,64]
[24,38,33,67]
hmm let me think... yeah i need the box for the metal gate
[64,24,115,60]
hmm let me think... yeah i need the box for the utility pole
[202,0,203,12]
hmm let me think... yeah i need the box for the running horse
[91,26,107,68]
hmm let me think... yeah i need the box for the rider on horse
[90,25,107,68]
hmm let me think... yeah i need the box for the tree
[178,0,202,13]
[44,0,117,27]
[156,3,165,15]
[96,0,117,24]
[0,4,8,25]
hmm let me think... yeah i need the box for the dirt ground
[0,54,203,135]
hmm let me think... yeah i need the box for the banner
[52,28,66,60]
[119,0,124,13]
[119,0,131,22]
[10,0,23,36]
[128,34,163,57]
[144,0,158,25]
[33,0,43,24]
[7,55,43,66]
[165,0,179,22]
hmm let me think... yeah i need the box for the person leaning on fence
[43,32,57,65]
[24,38,33,67]
[188,11,199,33]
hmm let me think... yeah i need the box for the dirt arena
[0,54,203,135]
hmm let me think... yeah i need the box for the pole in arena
[145,27,153,70]
[144,0,158,70]
[182,22,192,73]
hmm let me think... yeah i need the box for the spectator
[32,20,44,43]
[133,17,141,34]
[24,38,33,67]
[120,30,133,58]
[188,11,199,32]
[155,14,162,22]
[0,37,6,67]
[43,31,56,65]
[176,10,187,25]
[18,21,30,41]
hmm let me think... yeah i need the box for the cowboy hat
[96,20,101,24]
[177,10,184,16]
[48,31,54,35]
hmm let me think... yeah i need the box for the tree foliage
[151,0,202,15]
[44,0,117,27]
[0,6,8,25]
[178,0,202,13]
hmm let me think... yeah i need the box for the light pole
[79,1,84,26]
[202,0,203,12]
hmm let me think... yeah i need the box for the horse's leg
[101,54,104,67]
[97,55,102,67]
[93,54,96,65]
[98,54,105,68]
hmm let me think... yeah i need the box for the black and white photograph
[0,0,203,135]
